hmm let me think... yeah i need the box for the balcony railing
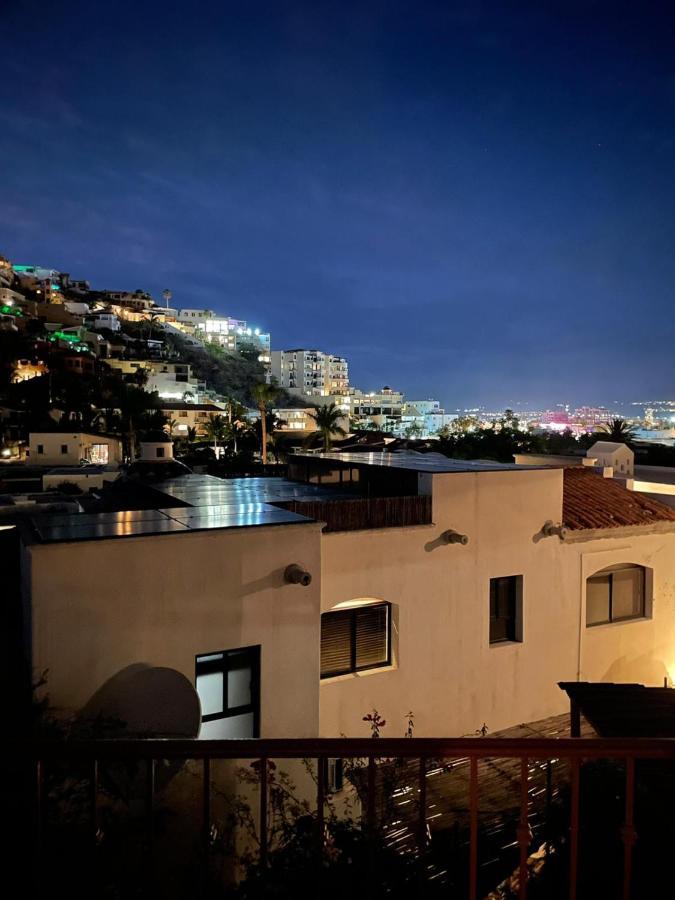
[276,494,432,531]
[25,736,675,898]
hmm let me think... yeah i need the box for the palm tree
[166,417,178,437]
[308,402,347,450]
[251,382,279,464]
[600,417,637,444]
[186,426,198,445]
[205,413,227,456]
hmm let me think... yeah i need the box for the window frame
[586,565,646,627]
[320,601,392,679]
[489,575,523,645]
[195,645,261,736]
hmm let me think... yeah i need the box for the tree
[404,421,424,440]
[204,413,227,456]
[186,426,198,444]
[166,417,178,437]
[308,402,347,450]
[251,381,279,464]
[600,417,637,444]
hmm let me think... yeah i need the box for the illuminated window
[196,646,260,739]
[321,602,391,678]
[88,443,109,465]
[586,565,646,626]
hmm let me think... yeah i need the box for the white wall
[27,522,323,737]
[319,468,675,738]
[29,433,123,466]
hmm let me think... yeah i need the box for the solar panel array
[30,475,336,543]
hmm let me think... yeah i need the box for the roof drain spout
[542,520,568,540]
[284,564,312,586]
[440,529,469,546]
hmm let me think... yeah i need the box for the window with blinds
[586,565,646,626]
[320,602,391,678]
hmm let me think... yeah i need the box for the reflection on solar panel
[290,451,549,473]
[28,474,332,543]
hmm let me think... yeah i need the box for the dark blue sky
[2,1,674,409]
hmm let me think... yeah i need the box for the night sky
[2,1,674,409]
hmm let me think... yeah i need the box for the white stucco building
[12,452,675,742]
[271,349,349,398]
[586,441,635,476]
[27,431,123,467]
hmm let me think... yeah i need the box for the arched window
[586,564,646,626]
[320,600,391,678]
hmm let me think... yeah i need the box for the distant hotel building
[178,308,271,364]
[271,349,349,399]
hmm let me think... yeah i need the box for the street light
[163,288,172,309]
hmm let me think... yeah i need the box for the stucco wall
[319,468,675,738]
[27,522,323,737]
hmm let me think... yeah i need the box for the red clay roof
[562,467,675,531]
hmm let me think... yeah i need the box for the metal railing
[27,736,675,898]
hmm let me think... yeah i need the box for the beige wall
[319,468,675,738]
[29,432,123,466]
[27,522,323,737]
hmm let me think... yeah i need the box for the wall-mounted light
[284,564,312,586]
[440,529,469,545]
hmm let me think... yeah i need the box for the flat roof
[27,474,354,544]
[291,450,552,474]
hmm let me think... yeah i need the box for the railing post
[202,757,211,893]
[367,756,377,831]
[316,756,325,851]
[517,758,530,900]
[569,757,580,900]
[418,756,427,856]
[91,758,99,851]
[259,757,268,866]
[469,756,478,900]
[621,757,637,900]
[34,758,44,896]
[145,758,155,886]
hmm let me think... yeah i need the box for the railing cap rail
[23,735,675,761]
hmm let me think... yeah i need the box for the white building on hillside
[271,349,349,399]
[586,441,634,476]
[105,359,203,401]
[28,431,123,467]
[178,308,271,362]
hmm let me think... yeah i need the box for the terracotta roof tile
[562,468,675,531]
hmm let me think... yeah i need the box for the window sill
[586,616,650,630]
[320,664,397,685]
[489,639,523,648]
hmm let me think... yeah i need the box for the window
[586,565,646,626]
[320,602,391,678]
[156,447,165,458]
[321,758,344,793]
[88,443,109,465]
[195,646,260,739]
[37,444,44,455]
[489,576,523,644]
[61,444,68,455]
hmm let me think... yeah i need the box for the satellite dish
[76,664,201,739]
[74,665,201,801]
